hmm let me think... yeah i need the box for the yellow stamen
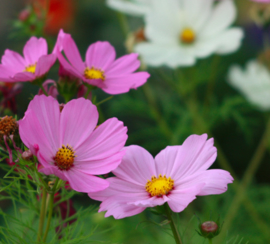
[24,64,37,74]
[84,67,105,80]
[54,145,76,170]
[145,174,174,197]
[180,28,196,44]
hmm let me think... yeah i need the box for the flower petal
[27,95,61,152]
[113,145,156,186]
[200,0,236,38]
[62,32,85,72]
[35,54,57,77]
[39,166,68,181]
[23,37,48,65]
[75,117,127,161]
[1,50,26,73]
[155,134,217,181]
[102,72,149,95]
[65,169,109,193]
[85,41,116,70]
[19,109,54,165]
[105,53,141,76]
[176,169,233,196]
[60,97,98,148]
[167,184,204,212]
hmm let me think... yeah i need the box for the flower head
[89,134,233,219]
[54,30,149,95]
[228,60,270,111]
[135,0,244,67]
[19,95,128,193]
[0,37,56,82]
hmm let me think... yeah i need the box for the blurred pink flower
[54,29,149,95]
[0,37,56,82]
[19,95,128,193]
[251,0,270,2]
[89,134,233,219]
[38,79,58,98]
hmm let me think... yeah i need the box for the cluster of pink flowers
[1,29,233,219]
[0,29,149,95]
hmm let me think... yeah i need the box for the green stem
[84,84,93,99]
[42,192,54,242]
[42,178,59,242]
[40,85,49,96]
[216,117,270,242]
[208,239,213,244]
[165,203,182,244]
[37,188,47,242]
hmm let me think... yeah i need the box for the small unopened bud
[198,220,221,239]
[21,150,33,161]
[18,9,31,22]
[201,221,218,234]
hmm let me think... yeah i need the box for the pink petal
[1,50,26,73]
[155,134,217,181]
[39,166,68,181]
[27,95,61,152]
[102,72,149,95]
[75,150,126,175]
[0,65,17,82]
[57,51,85,79]
[167,184,204,212]
[176,169,233,196]
[60,98,98,148]
[61,32,85,72]
[113,145,156,186]
[52,29,65,54]
[90,177,146,201]
[85,41,116,70]
[132,195,169,207]
[23,37,48,65]
[13,71,36,82]
[75,118,127,161]
[65,169,109,193]
[35,54,57,77]
[99,197,145,219]
[106,53,141,76]
[19,110,54,165]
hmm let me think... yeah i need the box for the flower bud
[18,8,31,22]
[0,116,18,138]
[21,150,33,161]
[198,220,221,239]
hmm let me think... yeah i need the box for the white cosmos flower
[107,0,151,16]
[228,60,270,111]
[135,0,244,68]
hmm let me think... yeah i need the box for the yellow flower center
[54,145,76,170]
[84,67,105,80]
[24,64,37,74]
[180,28,196,44]
[145,174,174,197]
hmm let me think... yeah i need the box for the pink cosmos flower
[89,134,233,219]
[19,95,128,193]
[0,37,56,82]
[54,29,149,95]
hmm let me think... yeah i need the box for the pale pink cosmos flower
[89,134,233,219]
[54,29,149,95]
[0,37,56,82]
[19,95,128,193]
